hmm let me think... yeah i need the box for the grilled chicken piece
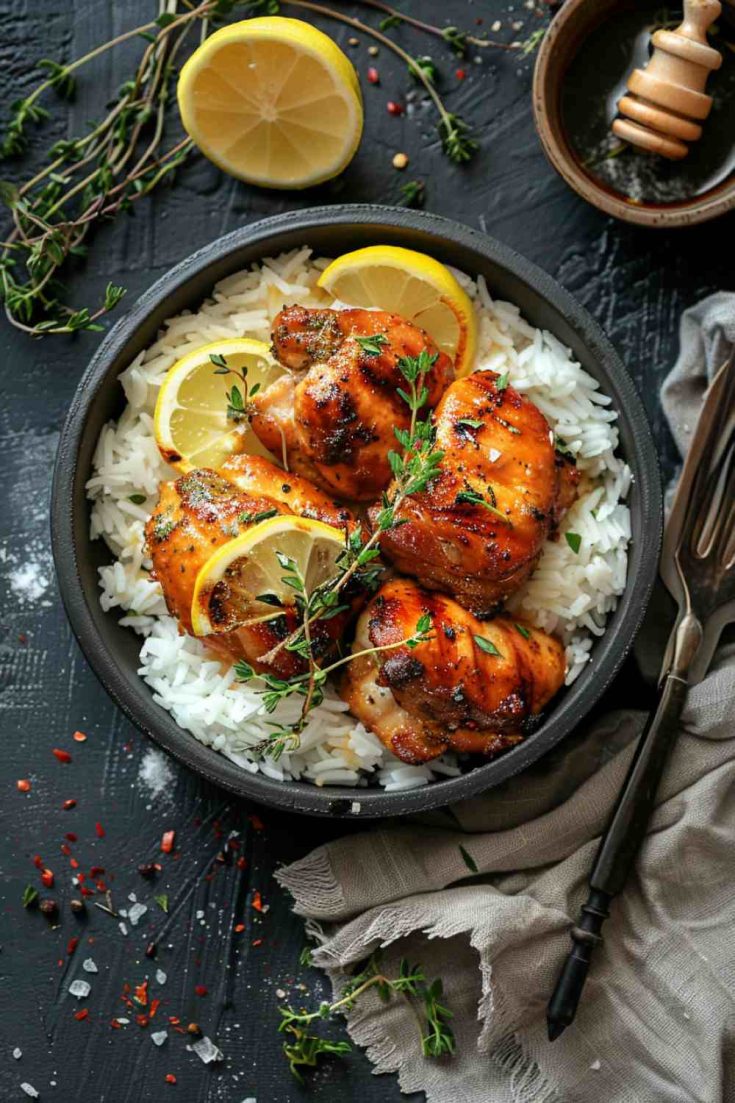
[341,578,565,764]
[371,371,579,616]
[145,460,355,677]
[250,305,453,501]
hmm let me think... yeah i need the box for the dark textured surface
[0,2,732,1101]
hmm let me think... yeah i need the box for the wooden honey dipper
[613,0,723,160]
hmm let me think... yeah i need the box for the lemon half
[191,514,346,637]
[154,337,280,473]
[177,17,363,189]
[318,245,478,376]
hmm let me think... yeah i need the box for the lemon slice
[154,338,281,473]
[318,245,478,376]
[191,515,346,636]
[177,17,363,189]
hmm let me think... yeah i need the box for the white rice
[86,248,632,790]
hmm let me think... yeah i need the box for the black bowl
[51,205,662,818]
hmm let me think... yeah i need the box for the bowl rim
[532,0,735,228]
[51,203,662,817]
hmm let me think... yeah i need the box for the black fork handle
[547,672,689,1040]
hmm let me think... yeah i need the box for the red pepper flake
[456,68,467,80]
[70,858,80,870]
[62,799,77,810]
[160,830,175,854]
[74,1008,89,1021]
[52,748,72,764]
[16,778,31,793]
[95,881,108,893]
[387,100,404,116]
[65,832,77,842]
[60,843,72,857]
[40,868,55,888]
[165,1074,177,1085]
[252,890,266,912]
[234,922,245,933]
[227,836,240,851]
[136,1013,149,1028]
[110,1018,122,1030]
[67,936,79,955]
[33,854,43,868]
[194,984,208,998]
[367,66,379,84]
[90,865,105,878]
[236,856,248,871]
[95,821,105,838]
[168,1016,180,1025]
[134,980,149,1007]
[73,730,87,742]
[149,998,160,1019]
[248,813,264,832]
[80,886,95,897]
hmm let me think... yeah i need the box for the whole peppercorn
[70,898,86,915]
[145,941,158,959]
[39,898,58,918]
[187,1022,202,1036]
[138,862,158,879]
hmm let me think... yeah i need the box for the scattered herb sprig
[210,351,264,422]
[280,951,455,1082]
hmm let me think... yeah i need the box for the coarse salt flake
[155,969,167,986]
[82,958,98,973]
[13,1048,22,1060]
[151,1030,168,1047]
[69,979,91,999]
[191,1036,224,1064]
[128,902,148,926]
[20,1085,39,1099]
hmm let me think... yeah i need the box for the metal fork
[547,350,735,1040]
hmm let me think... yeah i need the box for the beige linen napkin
[277,295,735,1103]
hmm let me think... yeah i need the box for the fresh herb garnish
[399,179,426,209]
[355,333,389,356]
[239,508,278,526]
[456,417,484,430]
[154,893,169,914]
[22,884,39,908]
[459,845,478,873]
[496,371,509,391]
[474,635,502,657]
[281,951,454,1083]
[514,622,531,640]
[299,945,314,967]
[128,494,147,505]
[565,532,582,555]
[455,487,511,525]
[494,414,520,435]
[210,352,264,424]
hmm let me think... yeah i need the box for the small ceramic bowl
[533,0,735,227]
[51,206,661,818]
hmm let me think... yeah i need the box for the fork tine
[693,426,735,558]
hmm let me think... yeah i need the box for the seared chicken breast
[250,305,453,501]
[371,371,578,615]
[341,578,566,764]
[145,459,356,677]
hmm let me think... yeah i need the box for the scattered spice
[70,898,86,915]
[39,897,58,918]
[74,1008,89,1021]
[16,778,31,792]
[62,799,77,810]
[252,890,266,912]
[52,748,72,764]
[95,821,106,838]
[194,984,208,998]
[165,1073,177,1085]
[234,922,245,933]
[392,152,409,170]
[368,44,379,56]
[67,936,79,955]
[160,829,175,854]
[145,941,158,959]
[73,730,87,742]
[456,67,467,79]
[387,100,404,116]
[40,867,55,888]
[367,66,379,84]
[65,832,77,842]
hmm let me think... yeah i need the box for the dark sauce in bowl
[562,1,735,205]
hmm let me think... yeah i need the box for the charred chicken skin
[250,305,453,501]
[145,456,357,677]
[341,578,566,764]
[371,371,579,616]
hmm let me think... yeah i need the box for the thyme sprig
[0,1,230,335]
[280,952,455,1082]
[210,351,263,422]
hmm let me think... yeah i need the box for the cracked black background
[0,1,732,1100]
